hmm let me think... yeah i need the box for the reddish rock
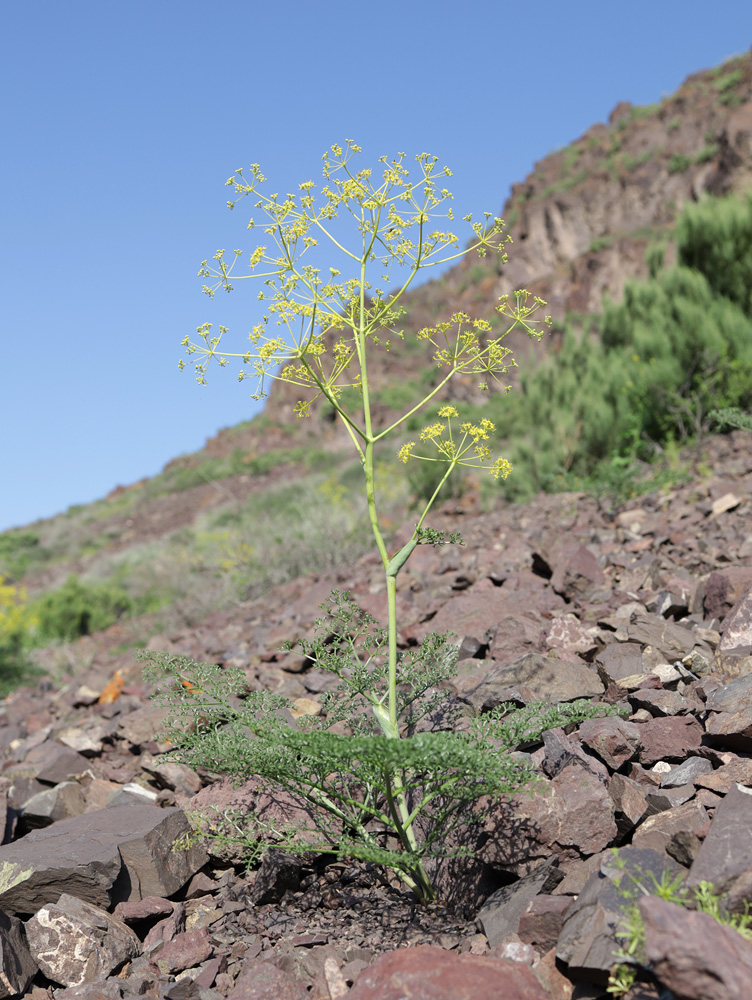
[482,763,617,873]
[577,717,642,770]
[347,944,551,1000]
[636,715,704,765]
[518,895,572,953]
[153,927,212,975]
[551,544,606,602]
[640,895,752,1000]
[227,960,310,1000]
[719,581,752,652]
[705,568,752,622]
[113,895,174,924]
[688,784,752,902]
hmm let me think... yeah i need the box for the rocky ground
[3,429,752,1000]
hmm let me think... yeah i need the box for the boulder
[0,805,207,914]
[346,944,552,1000]
[25,893,140,987]
[640,895,752,1000]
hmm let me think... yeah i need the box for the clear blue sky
[3,2,751,532]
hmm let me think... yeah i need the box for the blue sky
[2,2,751,532]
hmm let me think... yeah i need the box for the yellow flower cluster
[0,576,37,645]
[398,410,511,479]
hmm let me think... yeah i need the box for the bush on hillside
[34,575,135,642]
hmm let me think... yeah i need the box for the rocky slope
[2,428,752,999]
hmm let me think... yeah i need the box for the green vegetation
[140,141,619,904]
[622,150,654,172]
[33,575,139,643]
[607,860,752,996]
[0,577,43,696]
[667,117,681,133]
[495,194,752,503]
[144,596,620,900]
[668,153,692,174]
[694,144,719,164]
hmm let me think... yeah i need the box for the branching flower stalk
[166,142,574,902]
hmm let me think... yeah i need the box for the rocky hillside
[4,49,752,599]
[2,428,752,1000]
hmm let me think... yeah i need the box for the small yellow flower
[437,406,458,418]
[490,458,512,480]
[398,443,415,464]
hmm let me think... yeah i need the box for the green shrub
[668,153,691,174]
[34,575,136,642]
[0,531,42,580]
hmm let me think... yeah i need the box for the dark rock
[466,654,603,712]
[608,773,649,840]
[660,756,713,787]
[346,944,552,1000]
[719,582,752,652]
[556,847,683,982]
[250,851,306,905]
[0,909,37,998]
[113,896,175,924]
[705,673,752,749]
[475,860,563,948]
[550,544,606,602]
[705,568,752,621]
[25,893,140,987]
[688,783,752,904]
[541,727,608,781]
[695,757,752,794]
[517,895,572,953]
[0,805,206,914]
[631,800,709,855]
[481,763,617,873]
[640,895,752,1000]
[595,642,644,685]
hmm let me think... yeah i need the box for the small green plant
[607,858,752,996]
[709,406,752,431]
[668,153,692,175]
[667,117,681,133]
[143,594,618,902]
[140,141,620,903]
[694,144,719,164]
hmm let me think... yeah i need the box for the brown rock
[705,568,752,622]
[695,758,752,794]
[631,800,709,855]
[518,895,572,953]
[467,654,603,712]
[347,944,551,1000]
[640,895,752,1000]
[228,960,309,1000]
[719,582,752,652]
[688,784,752,903]
[0,909,37,998]
[577,717,642,770]
[636,715,704,765]
[0,805,207,914]
[153,927,212,975]
[550,544,607,602]
[482,763,617,873]
[25,893,140,987]
[557,847,683,982]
